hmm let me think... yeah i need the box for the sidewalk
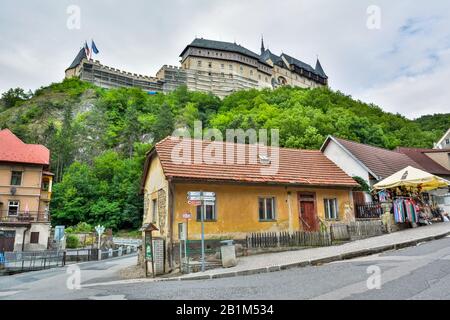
[177,222,450,281]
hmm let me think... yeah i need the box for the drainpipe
[21,227,30,252]
[168,179,175,270]
[287,191,293,233]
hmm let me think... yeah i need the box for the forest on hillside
[1,78,449,230]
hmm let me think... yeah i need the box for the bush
[66,234,80,249]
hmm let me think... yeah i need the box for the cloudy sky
[1,0,449,119]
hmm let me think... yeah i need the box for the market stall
[373,166,450,227]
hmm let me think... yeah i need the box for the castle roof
[180,38,270,65]
[315,59,327,78]
[66,48,87,71]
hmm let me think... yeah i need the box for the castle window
[258,74,261,80]
[208,72,212,76]
[207,51,210,55]
[229,65,233,70]
[198,50,201,54]
[229,74,233,79]
[250,70,253,76]
[197,60,202,67]
[221,72,224,77]
[221,64,225,69]
[208,62,212,68]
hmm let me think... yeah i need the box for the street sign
[188,200,202,206]
[182,212,192,219]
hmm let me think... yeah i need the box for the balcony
[0,211,50,225]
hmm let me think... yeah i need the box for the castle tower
[260,35,266,55]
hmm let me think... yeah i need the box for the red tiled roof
[396,147,450,176]
[0,129,50,165]
[144,137,359,188]
[327,137,425,180]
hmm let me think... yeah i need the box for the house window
[259,197,276,221]
[8,201,20,216]
[151,199,158,224]
[11,171,23,186]
[196,203,216,221]
[42,180,50,191]
[324,199,339,220]
[30,232,40,244]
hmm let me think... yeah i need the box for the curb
[167,229,450,282]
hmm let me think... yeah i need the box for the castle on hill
[65,37,328,98]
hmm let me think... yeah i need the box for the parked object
[220,240,237,268]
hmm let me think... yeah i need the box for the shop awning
[373,166,450,191]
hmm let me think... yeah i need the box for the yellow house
[141,137,359,269]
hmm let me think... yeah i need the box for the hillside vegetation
[1,78,448,230]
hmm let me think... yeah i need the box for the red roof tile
[396,147,450,176]
[144,137,359,188]
[0,129,50,165]
[326,137,425,180]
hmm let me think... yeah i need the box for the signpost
[187,191,216,272]
[142,223,158,278]
[95,225,105,261]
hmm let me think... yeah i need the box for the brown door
[299,193,319,232]
[0,230,15,252]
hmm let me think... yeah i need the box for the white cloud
[0,0,449,118]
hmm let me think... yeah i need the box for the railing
[0,250,65,275]
[0,211,50,223]
[65,246,137,264]
[355,202,383,219]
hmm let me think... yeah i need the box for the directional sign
[202,192,216,197]
[188,200,202,206]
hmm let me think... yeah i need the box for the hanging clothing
[393,199,406,223]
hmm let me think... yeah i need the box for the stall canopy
[373,166,450,191]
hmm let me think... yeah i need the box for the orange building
[141,137,358,269]
[0,129,53,252]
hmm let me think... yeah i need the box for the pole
[98,234,101,261]
[200,191,205,272]
[185,219,189,273]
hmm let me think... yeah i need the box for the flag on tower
[91,40,99,54]
[84,41,91,59]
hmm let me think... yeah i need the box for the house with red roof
[321,136,450,217]
[141,136,359,271]
[0,129,53,252]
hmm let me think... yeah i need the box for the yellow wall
[172,183,353,241]
[0,164,47,216]
[142,155,169,237]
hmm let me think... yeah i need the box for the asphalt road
[2,237,450,300]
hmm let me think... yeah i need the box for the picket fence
[246,220,384,250]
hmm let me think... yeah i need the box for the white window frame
[8,200,20,216]
[258,197,276,221]
[324,198,339,220]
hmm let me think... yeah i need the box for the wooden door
[299,193,319,232]
[0,230,15,252]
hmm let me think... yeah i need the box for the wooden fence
[246,231,332,249]
[330,220,384,242]
[246,220,385,250]
[355,202,384,219]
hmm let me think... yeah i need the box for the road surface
[1,237,450,300]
